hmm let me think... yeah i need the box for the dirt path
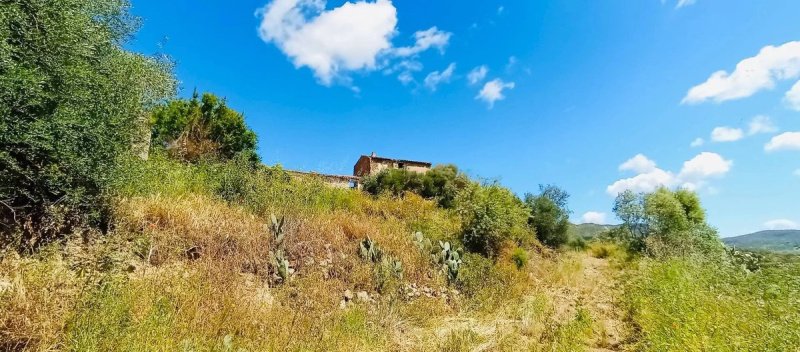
[397,250,632,351]
[577,254,629,351]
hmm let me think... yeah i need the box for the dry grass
[1,188,611,351]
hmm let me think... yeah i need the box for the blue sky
[128,0,800,237]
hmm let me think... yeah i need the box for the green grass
[624,256,800,351]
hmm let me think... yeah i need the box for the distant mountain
[569,223,619,239]
[723,230,800,253]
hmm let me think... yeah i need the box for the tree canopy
[0,0,175,249]
[150,92,258,163]
[525,185,571,248]
[613,188,722,256]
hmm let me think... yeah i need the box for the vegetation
[455,182,531,256]
[0,0,174,251]
[362,164,470,208]
[723,230,800,253]
[612,188,724,257]
[525,185,571,248]
[1,0,798,351]
[150,91,258,163]
[624,255,800,351]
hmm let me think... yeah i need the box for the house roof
[361,155,432,167]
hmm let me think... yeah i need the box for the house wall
[353,156,372,177]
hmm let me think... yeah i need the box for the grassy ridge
[0,157,594,351]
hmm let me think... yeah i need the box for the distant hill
[569,223,619,239]
[723,230,800,253]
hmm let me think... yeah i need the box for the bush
[567,236,588,251]
[612,188,724,258]
[510,247,529,269]
[455,183,531,256]
[525,185,571,248]
[362,165,470,208]
[0,0,175,251]
[150,92,258,163]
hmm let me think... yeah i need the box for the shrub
[567,236,588,251]
[612,188,724,258]
[455,183,531,256]
[525,185,571,248]
[510,247,529,269]
[150,92,258,163]
[362,165,470,208]
[0,0,175,251]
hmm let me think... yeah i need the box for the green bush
[362,165,470,208]
[510,248,529,269]
[612,188,724,258]
[525,185,571,248]
[150,92,258,163]
[455,183,531,256]
[0,0,175,251]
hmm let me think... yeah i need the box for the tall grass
[624,256,800,351]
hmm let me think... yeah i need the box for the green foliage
[362,165,470,208]
[612,188,723,257]
[525,185,571,248]
[268,214,292,283]
[0,0,175,250]
[150,92,257,163]
[566,236,588,251]
[625,257,800,351]
[510,247,529,269]
[435,241,463,282]
[358,237,384,263]
[358,237,403,292]
[455,183,531,256]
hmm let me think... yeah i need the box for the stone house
[353,152,432,177]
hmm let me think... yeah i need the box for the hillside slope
[723,230,800,252]
[569,223,618,239]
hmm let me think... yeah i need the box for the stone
[343,289,354,301]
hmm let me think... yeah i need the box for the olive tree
[0,0,175,250]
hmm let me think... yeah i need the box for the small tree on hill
[525,184,571,248]
[150,92,258,163]
[612,187,723,257]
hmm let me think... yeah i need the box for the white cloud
[794,169,800,177]
[505,56,518,72]
[676,0,696,8]
[764,219,799,230]
[397,71,414,85]
[607,168,677,195]
[256,0,450,86]
[748,115,778,135]
[423,63,456,91]
[678,152,732,181]
[476,78,515,108]
[786,80,800,111]
[682,41,800,104]
[467,65,488,85]
[497,6,504,14]
[392,27,451,57]
[581,212,608,225]
[690,138,705,147]
[765,132,800,152]
[619,154,657,174]
[711,126,744,142]
[607,152,732,195]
